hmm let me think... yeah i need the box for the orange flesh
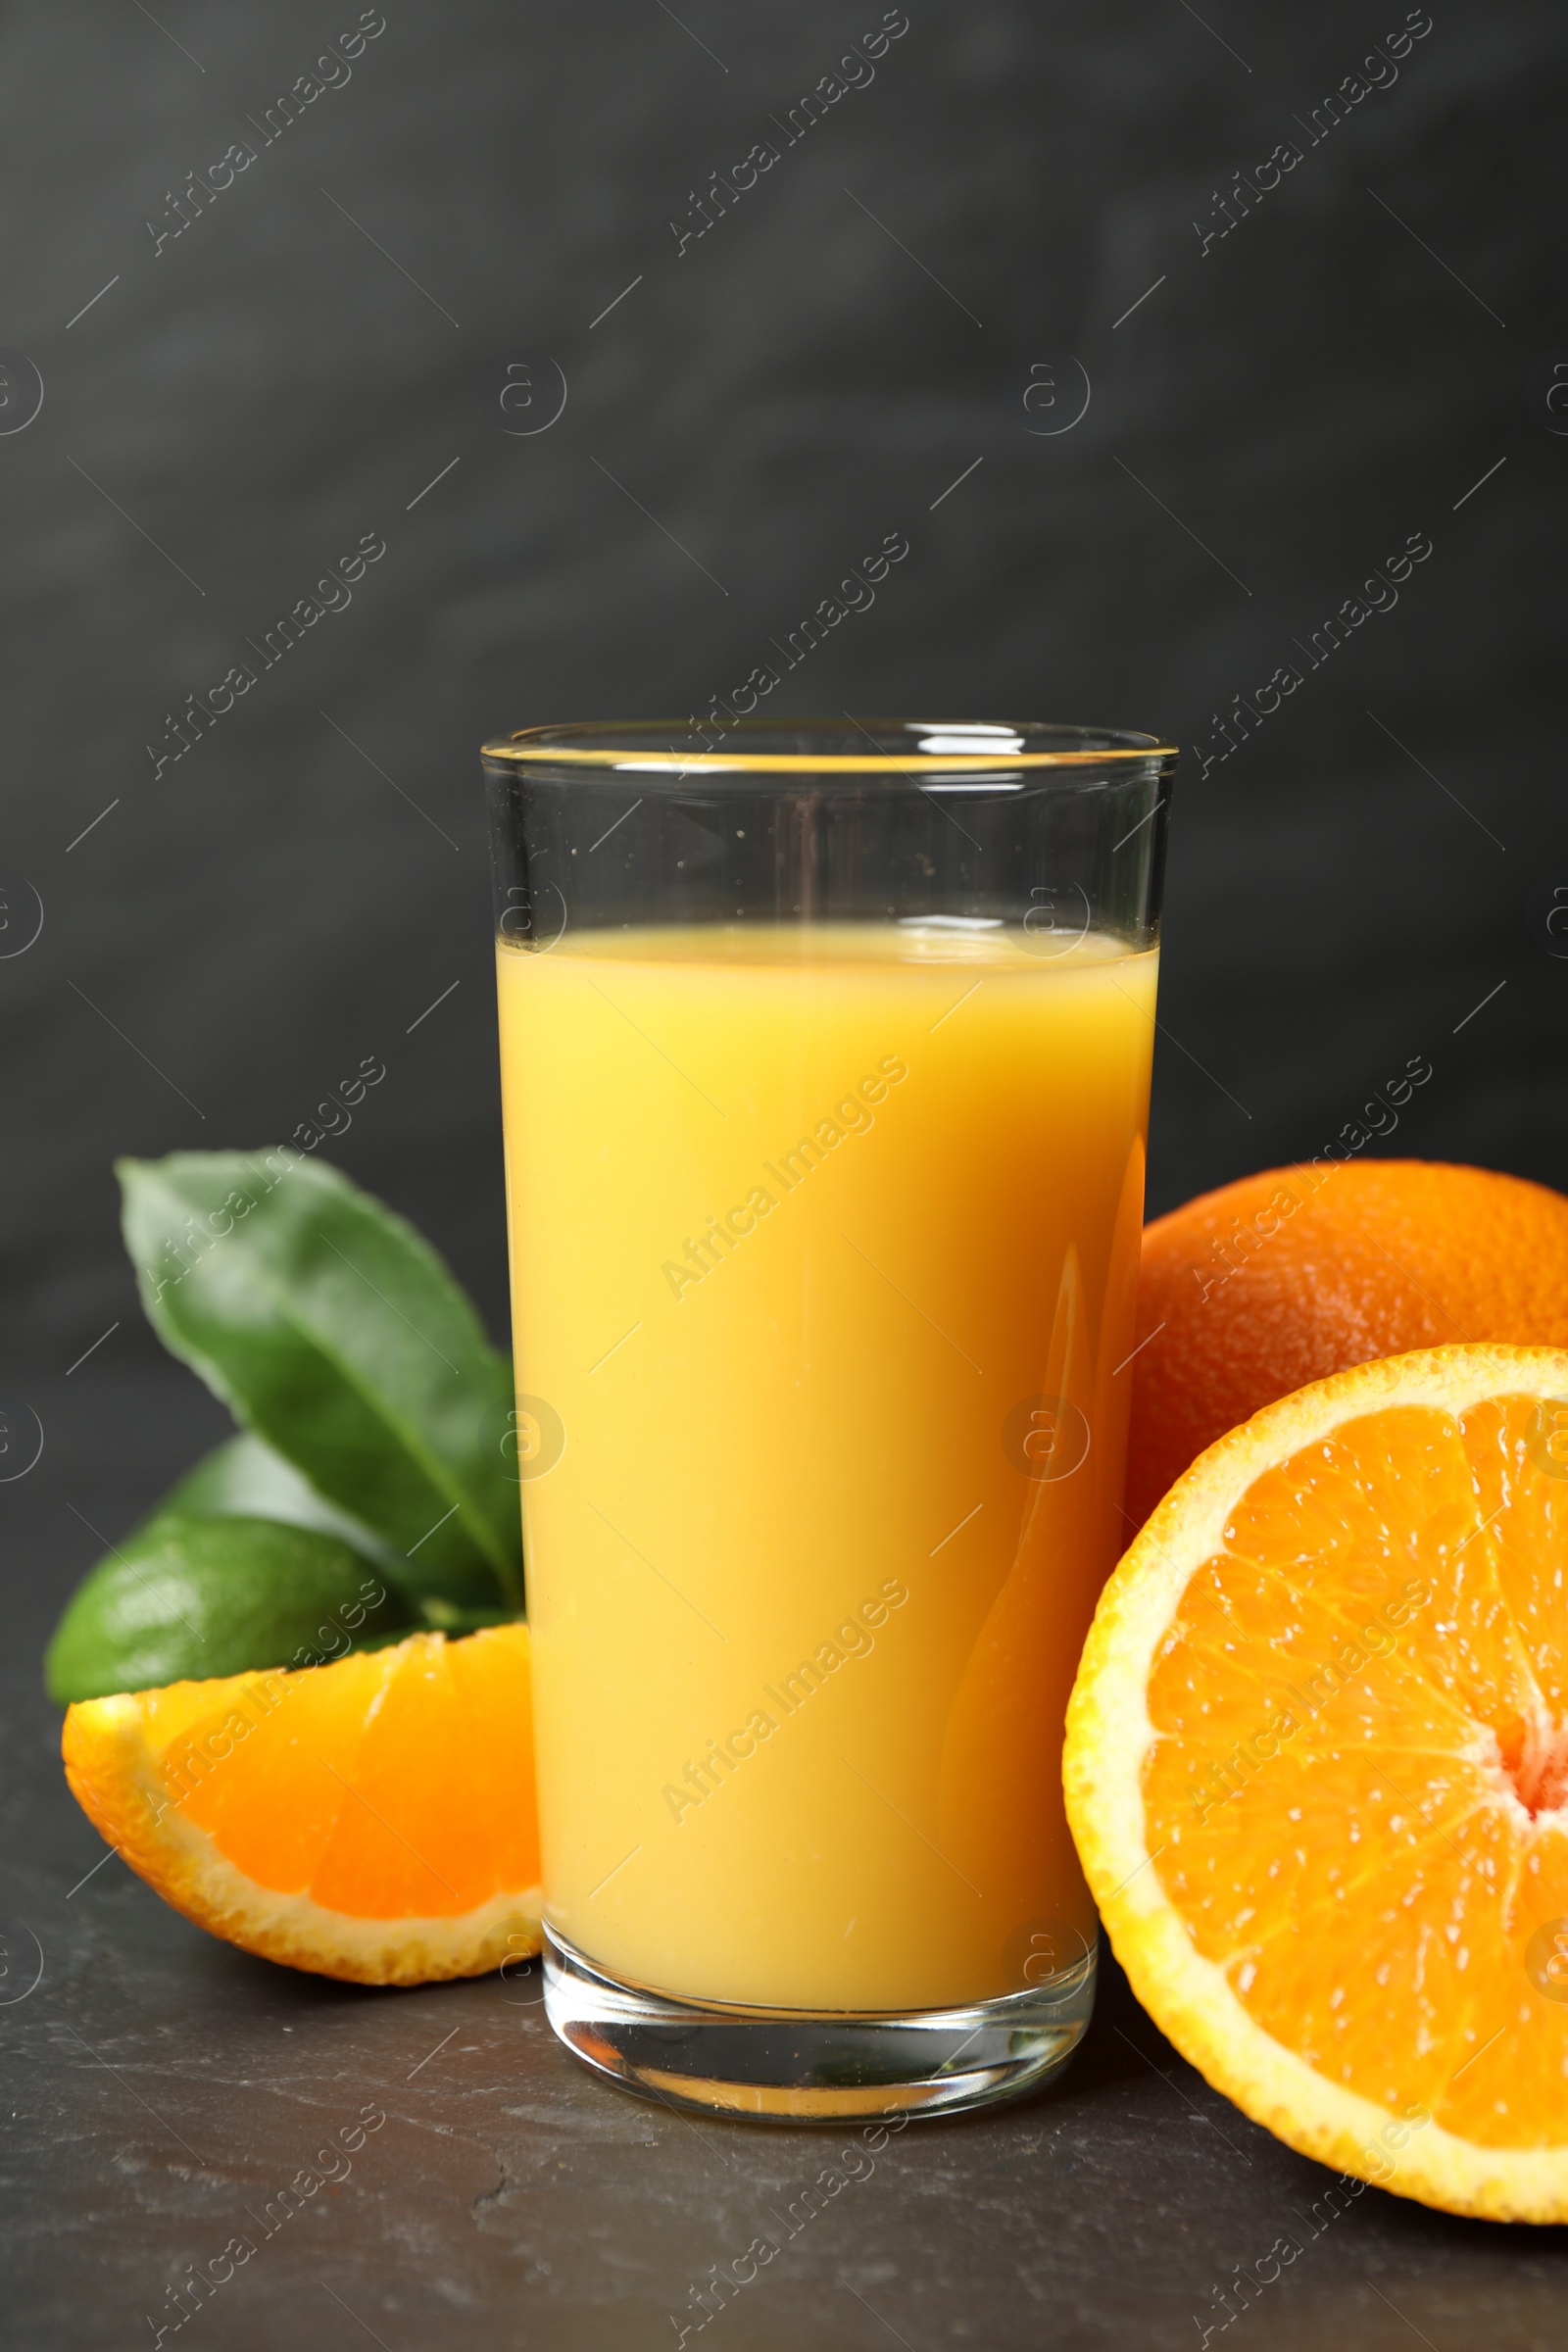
[1144,1395,1568,2151]
[145,1627,539,1918]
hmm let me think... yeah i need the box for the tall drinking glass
[482,719,1176,2120]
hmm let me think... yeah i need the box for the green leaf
[138,1437,520,1632]
[411,1597,519,1634]
[45,1515,413,1703]
[119,1150,522,1609]
[147,1431,404,1581]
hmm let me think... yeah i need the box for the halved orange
[64,1625,541,1985]
[1066,1344,1568,2223]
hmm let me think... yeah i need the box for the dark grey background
[3,0,1565,2341]
[4,0,1565,1373]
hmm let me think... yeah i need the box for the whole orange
[1124,1158,1568,1529]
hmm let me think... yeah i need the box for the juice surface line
[496,922,1156,2012]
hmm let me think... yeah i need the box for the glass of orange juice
[482,719,1176,2120]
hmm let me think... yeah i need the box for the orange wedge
[1066,1345,1568,2223]
[64,1625,541,1985]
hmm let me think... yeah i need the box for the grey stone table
[5,1370,1565,2350]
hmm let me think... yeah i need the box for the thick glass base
[542,1928,1098,2122]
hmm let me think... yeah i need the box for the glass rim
[481,717,1178,776]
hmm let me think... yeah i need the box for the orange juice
[496,922,1156,2011]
